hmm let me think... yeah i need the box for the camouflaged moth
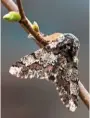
[9,33,80,112]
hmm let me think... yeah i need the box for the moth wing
[9,33,79,112]
[9,47,58,79]
[55,66,79,112]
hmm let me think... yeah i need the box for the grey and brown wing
[9,34,64,79]
[9,47,58,79]
[54,65,79,112]
[9,33,80,112]
[9,49,79,112]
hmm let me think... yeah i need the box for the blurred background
[1,0,89,118]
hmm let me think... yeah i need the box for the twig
[79,81,90,109]
[16,0,25,19]
[2,0,48,47]
[1,0,90,110]
[1,0,18,12]
[17,0,48,47]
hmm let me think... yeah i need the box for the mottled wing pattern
[9,33,80,112]
[9,48,58,80]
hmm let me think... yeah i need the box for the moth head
[64,33,80,56]
[57,33,80,57]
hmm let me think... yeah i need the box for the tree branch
[17,0,48,47]
[2,0,18,11]
[79,81,90,109]
[16,0,25,19]
[2,0,48,47]
[1,0,90,110]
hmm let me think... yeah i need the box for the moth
[9,33,80,112]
